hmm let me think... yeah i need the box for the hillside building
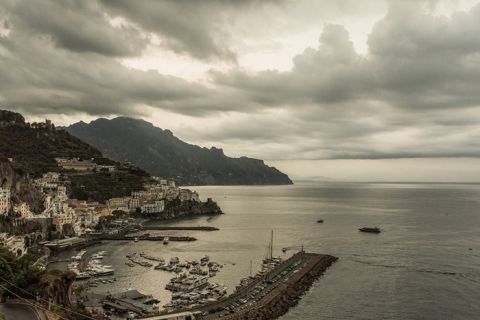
[0,187,10,215]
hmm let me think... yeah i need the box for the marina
[42,182,480,320]
[63,223,338,320]
[67,250,115,280]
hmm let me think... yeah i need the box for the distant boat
[317,219,324,223]
[359,227,381,234]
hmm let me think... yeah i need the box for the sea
[49,182,480,319]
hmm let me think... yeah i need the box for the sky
[1,0,480,181]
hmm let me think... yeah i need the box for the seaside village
[0,156,199,257]
[0,119,334,320]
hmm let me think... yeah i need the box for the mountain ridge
[66,117,293,186]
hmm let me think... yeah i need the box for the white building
[0,187,10,215]
[0,233,27,257]
[106,197,130,214]
[141,200,165,214]
[98,165,116,172]
[179,189,200,202]
[128,198,141,212]
[56,158,97,171]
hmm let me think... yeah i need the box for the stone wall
[224,255,338,320]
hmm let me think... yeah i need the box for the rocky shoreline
[136,198,223,220]
[225,254,338,320]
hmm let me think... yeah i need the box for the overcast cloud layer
[1,0,480,163]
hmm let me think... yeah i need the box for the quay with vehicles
[138,250,337,320]
[89,230,338,320]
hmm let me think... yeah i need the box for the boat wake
[351,259,458,276]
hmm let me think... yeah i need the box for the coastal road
[0,303,38,320]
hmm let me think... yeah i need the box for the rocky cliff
[66,117,293,186]
[0,157,44,213]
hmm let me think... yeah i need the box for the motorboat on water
[359,227,381,234]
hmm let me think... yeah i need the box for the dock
[141,226,219,231]
[100,235,197,242]
[141,251,337,320]
[43,237,101,252]
[199,251,337,319]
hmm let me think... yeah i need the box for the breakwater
[141,226,219,231]
[233,254,337,320]
[198,252,337,320]
[99,235,197,242]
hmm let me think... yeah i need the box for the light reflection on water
[50,182,480,319]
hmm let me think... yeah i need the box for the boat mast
[270,229,274,260]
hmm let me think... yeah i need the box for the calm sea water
[50,182,480,319]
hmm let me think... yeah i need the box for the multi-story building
[73,207,98,235]
[107,197,131,213]
[141,200,165,214]
[13,202,31,219]
[128,198,141,212]
[52,212,74,230]
[179,189,200,202]
[56,158,97,171]
[0,187,10,215]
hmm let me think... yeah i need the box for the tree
[111,210,126,217]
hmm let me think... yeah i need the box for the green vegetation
[0,246,43,300]
[0,111,101,177]
[69,171,147,202]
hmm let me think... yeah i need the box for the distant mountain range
[66,117,293,186]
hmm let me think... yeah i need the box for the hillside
[0,110,101,177]
[66,117,293,185]
[0,156,45,213]
[0,110,150,203]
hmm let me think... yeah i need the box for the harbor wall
[220,254,338,320]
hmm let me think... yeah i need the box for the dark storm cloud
[2,0,480,160]
[202,2,480,159]
[99,0,281,61]
[6,0,148,57]
[0,0,256,116]
[0,26,220,116]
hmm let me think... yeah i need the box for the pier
[199,251,337,319]
[141,226,219,231]
[100,235,197,242]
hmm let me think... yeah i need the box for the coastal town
[0,114,336,320]
[1,154,203,258]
